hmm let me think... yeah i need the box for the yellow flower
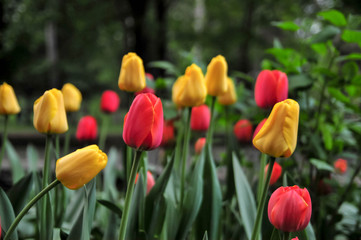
[217,77,237,105]
[118,52,146,92]
[172,64,207,107]
[0,82,21,115]
[205,55,228,96]
[56,145,107,190]
[61,83,82,112]
[33,89,68,134]
[253,99,299,158]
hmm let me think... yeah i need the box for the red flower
[334,158,347,174]
[195,137,206,154]
[135,170,155,195]
[254,70,288,108]
[161,120,175,146]
[135,86,155,96]
[101,90,120,113]
[265,162,282,185]
[234,119,253,142]
[123,93,163,151]
[268,185,312,232]
[292,238,299,240]
[190,104,210,131]
[252,118,267,140]
[76,116,98,141]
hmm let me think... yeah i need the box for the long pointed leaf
[7,173,34,215]
[0,188,18,239]
[5,140,25,183]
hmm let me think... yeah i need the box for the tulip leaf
[202,231,209,240]
[318,10,347,26]
[290,223,316,240]
[7,173,34,215]
[0,187,18,239]
[5,140,25,183]
[310,159,334,172]
[40,193,54,240]
[97,199,122,217]
[271,21,300,31]
[103,147,119,198]
[26,144,39,173]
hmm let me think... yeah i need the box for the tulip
[268,185,312,232]
[205,55,228,96]
[101,90,120,113]
[118,52,146,92]
[135,171,155,195]
[172,64,207,107]
[190,104,211,131]
[76,116,98,141]
[135,86,155,96]
[56,145,107,190]
[334,158,347,174]
[252,118,267,140]
[0,82,21,115]
[61,83,82,112]
[123,93,163,151]
[195,137,206,154]
[292,237,299,240]
[33,89,68,134]
[254,70,288,108]
[217,77,237,105]
[234,119,253,142]
[253,99,299,158]
[265,162,282,185]
[161,120,175,146]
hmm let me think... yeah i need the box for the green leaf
[341,30,361,43]
[202,231,209,240]
[311,43,328,55]
[310,158,334,172]
[7,173,34,215]
[328,87,350,103]
[0,188,18,239]
[103,147,119,197]
[342,61,359,82]
[148,61,181,76]
[335,53,361,62]
[288,74,313,90]
[311,26,341,44]
[26,144,39,173]
[97,199,122,217]
[6,140,25,183]
[320,123,334,151]
[271,21,300,31]
[318,10,347,26]
[40,192,53,240]
[231,71,254,83]
[270,228,281,240]
[305,223,316,240]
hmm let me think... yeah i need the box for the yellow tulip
[33,89,68,134]
[217,77,237,105]
[118,52,146,92]
[205,55,228,96]
[56,145,107,190]
[172,64,207,107]
[0,82,21,115]
[253,99,299,158]
[61,83,82,112]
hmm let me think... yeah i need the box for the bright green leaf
[341,30,361,43]
[271,21,300,31]
[310,158,334,172]
[318,10,347,26]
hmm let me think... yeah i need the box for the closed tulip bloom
[292,237,299,240]
[253,118,267,140]
[234,119,253,142]
[123,93,163,151]
[195,137,206,154]
[217,77,237,105]
[255,70,288,108]
[190,104,210,131]
[253,99,299,158]
[265,162,282,185]
[135,171,155,195]
[161,120,175,146]
[33,89,68,134]
[101,90,120,113]
[0,82,21,115]
[76,116,98,141]
[205,55,228,96]
[172,64,207,107]
[334,158,347,174]
[61,83,82,112]
[268,186,312,232]
[118,52,146,92]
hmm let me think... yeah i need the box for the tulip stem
[0,115,9,170]
[118,150,142,240]
[206,96,216,146]
[251,156,276,240]
[257,153,268,204]
[4,179,61,240]
[283,232,290,240]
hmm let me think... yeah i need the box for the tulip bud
[135,171,155,195]
[123,93,163,151]
[101,90,120,113]
[56,145,107,190]
[118,52,146,92]
[334,158,347,174]
[268,185,312,232]
[292,237,299,240]
[0,82,21,115]
[172,64,207,107]
[190,104,210,131]
[217,77,237,105]
[161,120,175,147]
[195,137,206,154]
[61,83,82,112]
[76,116,98,141]
[135,87,155,96]
[254,70,288,108]
[253,118,267,140]
[265,162,282,185]
[205,55,228,96]
[33,89,68,134]
[234,119,253,142]
[253,99,299,158]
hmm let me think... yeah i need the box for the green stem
[257,153,268,204]
[4,179,61,240]
[251,156,276,240]
[99,114,110,150]
[206,96,216,146]
[55,135,60,159]
[41,134,52,240]
[0,115,9,169]
[118,150,143,240]
[283,232,290,240]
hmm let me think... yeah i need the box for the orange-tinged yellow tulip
[172,64,207,107]
[205,55,228,96]
[33,89,68,134]
[61,83,82,112]
[56,145,107,190]
[0,82,21,115]
[253,99,299,158]
[118,52,146,92]
[217,77,237,105]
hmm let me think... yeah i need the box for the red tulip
[253,118,267,140]
[268,185,312,232]
[334,158,347,174]
[265,162,282,185]
[254,70,288,108]
[123,93,163,151]
[101,90,120,113]
[135,170,155,195]
[195,137,206,154]
[161,120,175,146]
[76,116,98,141]
[190,104,210,131]
[234,119,253,142]
[135,86,155,96]
[292,237,299,240]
